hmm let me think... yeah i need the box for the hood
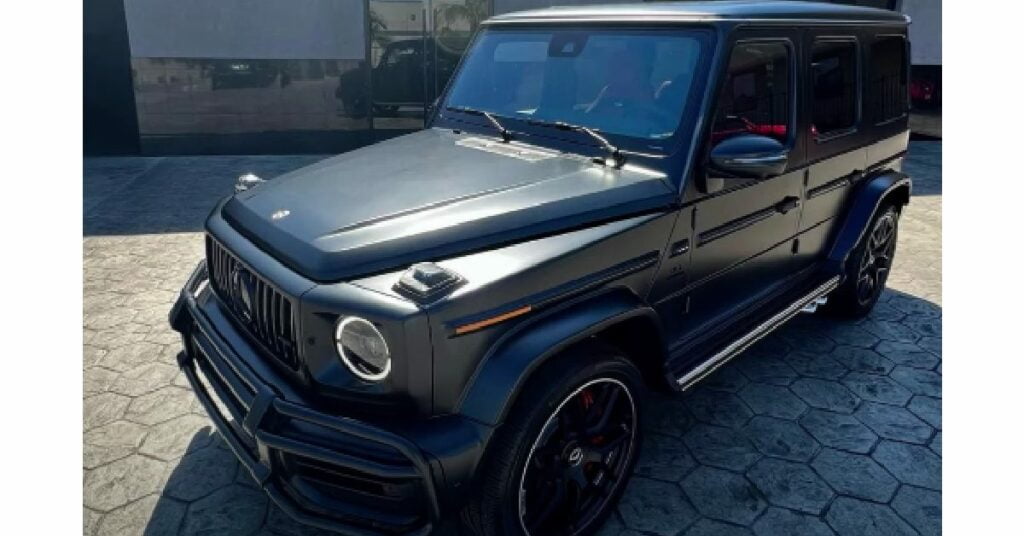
[222,128,677,282]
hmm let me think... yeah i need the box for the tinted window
[812,40,858,137]
[445,28,705,140]
[711,41,791,144]
[869,36,908,123]
[384,43,420,66]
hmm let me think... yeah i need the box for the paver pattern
[83,142,941,535]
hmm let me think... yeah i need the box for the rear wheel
[461,342,644,536]
[824,203,900,318]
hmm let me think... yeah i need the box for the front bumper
[170,261,479,535]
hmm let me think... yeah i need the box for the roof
[487,1,909,26]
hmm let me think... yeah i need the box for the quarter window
[711,42,791,144]
[811,39,858,137]
[869,36,908,123]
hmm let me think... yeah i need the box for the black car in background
[210,60,280,90]
[171,2,912,534]
[336,38,465,117]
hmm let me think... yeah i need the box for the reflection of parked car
[336,39,464,117]
[172,3,912,535]
[210,60,279,90]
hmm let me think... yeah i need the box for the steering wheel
[585,99,677,137]
[585,87,677,135]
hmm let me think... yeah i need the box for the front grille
[206,236,299,368]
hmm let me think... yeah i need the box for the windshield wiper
[446,106,513,143]
[525,118,665,168]
[529,120,625,167]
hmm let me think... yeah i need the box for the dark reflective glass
[132,57,371,148]
[126,1,497,152]
[429,0,488,99]
[369,0,427,131]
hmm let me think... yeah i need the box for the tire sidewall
[487,347,644,536]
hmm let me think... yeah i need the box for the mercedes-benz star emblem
[230,264,257,324]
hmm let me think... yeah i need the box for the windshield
[444,27,707,142]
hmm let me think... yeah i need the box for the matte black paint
[223,129,677,282]
[170,3,912,533]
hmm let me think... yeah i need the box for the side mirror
[709,134,789,179]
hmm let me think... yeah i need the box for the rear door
[794,32,868,267]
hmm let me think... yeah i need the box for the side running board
[675,276,840,392]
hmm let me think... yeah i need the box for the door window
[711,41,792,144]
[869,36,908,123]
[811,39,859,138]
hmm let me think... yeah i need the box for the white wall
[494,0,642,16]
[124,0,367,59]
[899,0,941,65]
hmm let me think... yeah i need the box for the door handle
[669,239,690,258]
[776,196,801,214]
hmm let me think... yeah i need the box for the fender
[456,289,661,427]
[825,171,911,274]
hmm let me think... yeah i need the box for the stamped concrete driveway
[83,142,941,536]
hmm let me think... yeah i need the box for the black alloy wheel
[855,209,898,307]
[518,378,637,536]
[824,203,900,318]
[459,344,643,536]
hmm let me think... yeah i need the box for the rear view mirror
[709,134,789,179]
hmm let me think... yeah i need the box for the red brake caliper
[580,389,605,446]
[580,389,594,409]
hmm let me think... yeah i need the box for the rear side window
[811,39,858,137]
[711,41,791,144]
[869,36,908,123]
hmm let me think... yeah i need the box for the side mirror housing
[709,134,789,179]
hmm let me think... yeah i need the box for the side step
[674,275,840,392]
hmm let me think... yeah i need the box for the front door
[659,34,804,354]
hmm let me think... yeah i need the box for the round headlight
[335,317,391,381]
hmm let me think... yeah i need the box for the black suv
[336,38,465,118]
[170,2,912,535]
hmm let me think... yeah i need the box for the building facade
[84,0,931,156]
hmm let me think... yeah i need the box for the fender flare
[455,289,661,427]
[826,171,911,273]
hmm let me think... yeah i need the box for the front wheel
[461,342,644,536]
[824,203,900,318]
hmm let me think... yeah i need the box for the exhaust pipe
[800,296,828,314]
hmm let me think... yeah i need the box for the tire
[824,203,900,318]
[461,341,644,536]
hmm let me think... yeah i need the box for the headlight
[334,317,391,381]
